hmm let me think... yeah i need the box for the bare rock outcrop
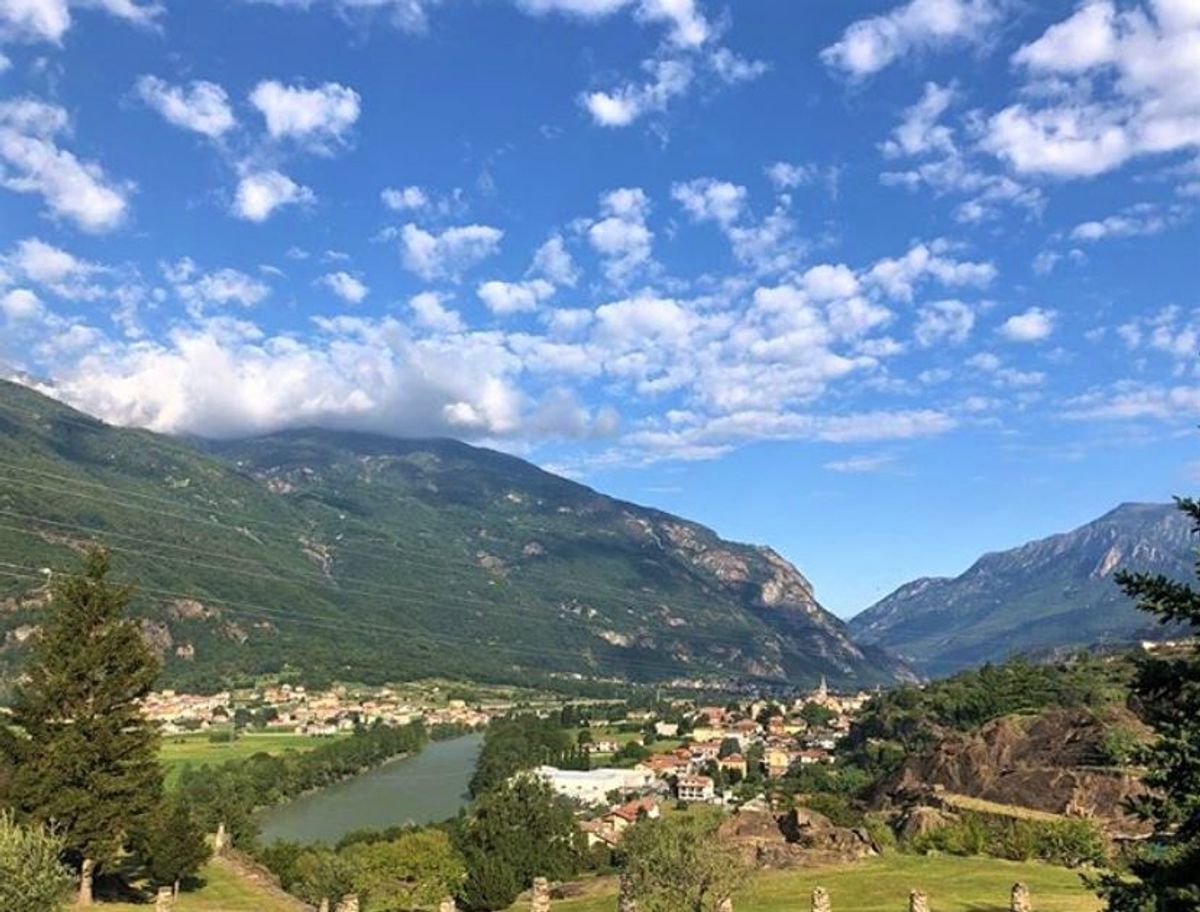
[719,808,877,869]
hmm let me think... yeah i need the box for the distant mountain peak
[848,502,1190,678]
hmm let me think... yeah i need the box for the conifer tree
[142,797,210,896]
[1095,496,1200,911]
[10,548,163,905]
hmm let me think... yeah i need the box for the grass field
[160,731,345,787]
[549,855,1101,912]
[101,857,303,911]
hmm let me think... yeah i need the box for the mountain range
[848,502,1194,677]
[0,379,907,690]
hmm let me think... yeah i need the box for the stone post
[618,873,637,912]
[909,890,929,912]
[318,900,330,912]
[440,897,458,912]
[812,886,831,912]
[155,886,175,912]
[335,894,360,912]
[532,877,551,912]
[1010,883,1031,912]
[717,897,733,912]
[213,821,228,855]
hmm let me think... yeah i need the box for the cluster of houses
[142,684,497,735]
[534,678,873,847]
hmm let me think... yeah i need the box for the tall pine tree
[1095,496,1200,911]
[10,548,163,905]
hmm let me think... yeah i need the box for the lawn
[549,854,1101,912]
[100,857,303,911]
[160,731,346,787]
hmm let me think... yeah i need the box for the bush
[801,793,864,828]
[0,811,74,912]
[907,811,1107,867]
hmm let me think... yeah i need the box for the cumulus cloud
[409,290,464,333]
[249,80,361,151]
[998,306,1055,342]
[587,187,654,284]
[1,287,43,320]
[671,177,747,226]
[867,240,996,301]
[529,234,578,286]
[582,57,692,127]
[135,76,236,138]
[821,0,1004,79]
[477,278,555,315]
[400,223,503,281]
[320,270,368,304]
[516,0,708,48]
[983,0,1200,178]
[381,184,428,211]
[824,453,896,473]
[0,0,160,43]
[232,169,315,221]
[914,298,974,346]
[0,98,131,232]
[1069,203,1181,241]
[164,258,270,313]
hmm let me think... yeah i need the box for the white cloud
[381,185,428,211]
[824,453,896,473]
[708,47,769,84]
[671,177,746,226]
[477,278,554,315]
[764,161,818,190]
[867,240,996,301]
[0,98,131,232]
[820,0,1003,78]
[165,260,270,311]
[998,306,1055,342]
[135,76,236,138]
[588,187,654,284]
[0,0,160,43]
[984,1,1200,178]
[1118,306,1200,359]
[583,56,692,127]
[881,82,957,159]
[1069,204,1177,240]
[1,287,42,320]
[914,298,974,346]
[319,271,368,304]
[515,0,708,48]
[529,235,578,286]
[232,170,315,222]
[400,223,503,281]
[1063,382,1200,420]
[409,290,464,333]
[249,80,361,151]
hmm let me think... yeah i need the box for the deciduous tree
[0,810,74,912]
[621,808,748,912]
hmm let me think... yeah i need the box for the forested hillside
[0,380,905,690]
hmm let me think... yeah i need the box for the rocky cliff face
[878,707,1151,836]
[849,503,1193,677]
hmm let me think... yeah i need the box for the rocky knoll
[877,708,1150,836]
[718,808,878,868]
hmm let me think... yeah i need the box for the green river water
[257,732,483,845]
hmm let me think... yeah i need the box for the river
[256,732,483,845]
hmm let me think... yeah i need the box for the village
[533,678,873,852]
[141,682,500,736]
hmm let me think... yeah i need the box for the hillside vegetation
[0,380,904,690]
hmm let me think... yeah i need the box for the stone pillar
[155,887,175,912]
[213,821,228,855]
[812,886,831,912]
[717,898,733,912]
[1010,883,1031,912]
[618,873,637,912]
[532,878,551,912]
[440,897,458,912]
[335,895,360,912]
[909,890,929,912]
[318,900,330,912]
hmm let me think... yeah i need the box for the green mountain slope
[0,380,905,690]
[847,503,1192,678]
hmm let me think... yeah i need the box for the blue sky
[0,0,1198,616]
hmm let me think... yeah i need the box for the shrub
[907,811,1106,867]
